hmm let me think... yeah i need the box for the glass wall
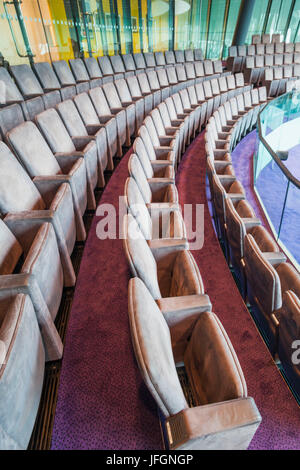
[1,0,300,66]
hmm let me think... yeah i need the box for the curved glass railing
[254,89,300,271]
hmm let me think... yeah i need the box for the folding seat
[0,141,76,286]
[277,291,300,397]
[264,54,274,68]
[43,89,62,110]
[262,34,270,44]
[126,74,152,116]
[208,115,231,151]
[194,48,204,61]
[272,33,281,43]
[7,117,91,238]
[109,54,134,78]
[235,72,251,93]
[128,275,261,450]
[83,57,103,88]
[97,56,121,82]
[88,86,126,157]
[262,68,280,97]
[228,46,237,57]
[9,64,44,99]
[255,55,265,84]
[283,64,294,80]
[205,138,235,204]
[102,81,135,145]
[258,85,272,105]
[143,70,163,106]
[285,43,294,53]
[128,154,178,204]
[244,233,300,347]
[227,46,242,73]
[194,81,214,121]
[121,53,137,75]
[56,99,111,184]
[184,49,194,62]
[213,60,224,75]
[205,124,232,164]
[293,52,300,65]
[294,63,300,77]
[133,136,175,180]
[203,59,218,78]
[171,93,196,143]
[243,56,257,85]
[143,52,156,69]
[174,50,185,63]
[32,61,74,102]
[69,58,91,91]
[0,66,24,109]
[211,77,225,105]
[114,78,145,133]
[176,63,194,88]
[295,42,300,53]
[283,53,293,65]
[203,79,220,112]
[265,43,274,55]
[0,214,64,363]
[275,43,284,54]
[184,62,196,84]
[165,50,176,66]
[150,108,182,161]
[275,67,287,95]
[226,74,239,99]
[138,124,176,167]
[0,103,25,140]
[248,88,261,127]
[154,51,167,68]
[235,94,253,136]
[52,60,88,94]
[166,66,182,94]
[124,210,201,298]
[124,179,185,241]
[158,101,189,153]
[194,61,205,83]
[236,45,247,70]
[251,34,261,44]
[0,291,45,449]
[156,68,172,99]
[187,85,207,128]
[133,53,147,72]
[247,45,255,56]
[144,115,178,164]
[179,88,201,134]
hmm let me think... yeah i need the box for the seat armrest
[227,193,246,201]
[171,119,185,126]
[157,294,212,323]
[242,218,261,231]
[72,135,95,149]
[262,251,287,266]
[32,177,67,202]
[159,135,174,146]
[147,238,188,263]
[154,146,174,160]
[85,124,103,135]
[98,114,115,123]
[214,161,233,171]
[121,101,133,107]
[214,149,230,158]
[218,175,236,183]
[110,107,125,114]
[148,178,174,190]
[166,397,262,450]
[146,202,180,212]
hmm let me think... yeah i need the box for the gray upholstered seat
[164,97,190,149]
[165,50,176,65]
[126,75,153,116]
[32,62,61,92]
[83,57,103,88]
[102,81,135,145]
[0,218,63,361]
[150,108,182,161]
[97,56,119,82]
[154,51,166,67]
[0,103,25,140]
[57,99,110,186]
[171,93,195,143]
[88,86,125,156]
[110,54,134,78]
[128,276,261,449]
[122,53,136,73]
[0,292,44,449]
[69,58,90,88]
[133,52,147,70]
[133,136,175,180]
[143,52,156,69]
[114,78,144,133]
[0,67,24,106]
[7,118,91,240]
[140,71,162,106]
[143,116,177,166]
[184,49,194,62]
[52,60,84,96]
[9,64,44,99]
[186,85,208,128]
[0,141,76,287]
[174,50,185,63]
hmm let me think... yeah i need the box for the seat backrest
[138,125,158,161]
[213,60,223,74]
[124,178,153,243]
[133,137,154,179]
[218,76,228,92]
[0,67,24,105]
[109,55,126,73]
[69,58,89,83]
[284,53,293,65]
[56,99,88,137]
[265,43,274,55]
[52,60,76,87]
[250,88,259,105]
[275,43,284,54]
[43,90,61,109]
[97,56,114,75]
[24,96,45,121]
[126,75,142,98]
[154,51,166,66]
[102,82,122,108]
[255,55,264,67]
[203,59,213,75]
[262,34,270,44]
[7,119,62,176]
[128,275,188,417]
[150,108,167,137]
[88,86,112,116]
[34,108,75,155]
[32,62,61,91]
[10,64,44,99]
[157,68,169,87]
[174,50,184,63]
[165,50,176,65]
[114,78,133,103]
[295,42,300,53]
[245,56,255,69]
[203,80,213,98]
[73,92,100,126]
[264,55,274,67]
[158,102,172,128]
[0,141,45,213]
[228,46,237,57]
[0,103,24,139]
[172,93,184,114]
[272,33,281,43]
[83,57,102,79]
[175,64,187,81]
[0,218,23,275]
[211,78,220,95]
[122,53,136,72]
[285,43,294,53]
[143,116,160,147]
[264,68,274,81]
[184,49,194,62]
[274,66,283,79]
[184,62,196,79]
[133,53,146,69]
[278,291,300,371]
[137,72,152,93]
[251,34,261,44]
[194,81,205,101]
[128,154,151,203]
[247,45,255,56]
[226,74,236,90]
[166,66,178,84]
[194,48,203,61]
[143,52,156,68]
[237,45,246,56]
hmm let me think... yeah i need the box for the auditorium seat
[88,86,126,156]
[165,50,176,66]
[143,52,156,70]
[82,57,103,88]
[150,108,182,161]
[121,53,137,75]
[194,48,204,61]
[126,75,153,116]
[0,292,45,449]
[174,50,185,63]
[102,81,135,145]
[184,49,194,62]
[110,55,134,78]
[133,53,147,71]
[154,51,166,69]
[52,60,87,94]
[69,58,92,90]
[128,276,261,450]
[157,68,172,97]
[97,56,119,82]
[7,118,90,238]
[143,116,178,165]
[146,70,166,104]
[56,99,110,184]
[138,124,176,166]
[157,101,189,153]
[9,64,44,99]
[0,141,76,287]
[133,136,175,180]
[114,78,145,133]
[0,67,24,106]
[165,96,191,147]
[124,179,185,241]
[179,88,202,134]
[31,62,65,105]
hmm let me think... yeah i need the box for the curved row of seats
[121,71,263,449]
[0,58,246,449]
[204,90,300,398]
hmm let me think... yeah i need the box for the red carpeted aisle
[51,132,300,450]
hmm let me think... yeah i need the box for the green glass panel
[245,0,269,44]
[222,0,241,58]
[206,0,226,59]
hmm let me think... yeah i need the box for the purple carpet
[232,131,300,266]
[51,133,300,450]
[176,132,300,450]
[50,149,163,450]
